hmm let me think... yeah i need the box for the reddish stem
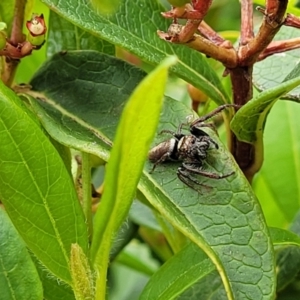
[198,21,227,45]
[284,13,300,29]
[229,67,256,178]
[10,1,26,45]
[240,0,254,45]
[239,1,288,66]
[1,0,27,86]
[259,38,300,60]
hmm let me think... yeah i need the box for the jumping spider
[148,104,239,190]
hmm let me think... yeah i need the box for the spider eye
[189,139,195,145]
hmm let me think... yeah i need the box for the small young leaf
[231,76,300,183]
[231,76,300,144]
[70,244,94,300]
[90,55,177,298]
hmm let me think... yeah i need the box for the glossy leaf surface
[41,0,229,104]
[231,76,300,144]
[253,26,300,102]
[0,81,88,284]
[47,11,115,58]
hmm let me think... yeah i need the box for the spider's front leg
[190,104,240,126]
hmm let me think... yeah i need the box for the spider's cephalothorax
[148,104,239,190]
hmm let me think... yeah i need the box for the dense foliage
[1,1,300,300]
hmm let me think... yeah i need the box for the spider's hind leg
[182,163,235,179]
[177,167,212,192]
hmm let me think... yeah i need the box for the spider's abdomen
[148,138,178,163]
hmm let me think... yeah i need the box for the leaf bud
[26,14,47,36]
[27,33,45,47]
[21,41,33,56]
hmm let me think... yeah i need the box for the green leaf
[270,227,300,246]
[230,75,300,183]
[231,76,300,144]
[109,219,139,262]
[277,290,300,300]
[0,81,88,284]
[0,208,43,300]
[253,25,300,102]
[178,271,226,300]
[138,225,174,262]
[271,207,300,295]
[30,254,76,300]
[140,243,216,299]
[139,99,275,300]
[252,100,300,225]
[129,200,162,232]
[269,215,300,292]
[47,11,115,57]
[116,247,158,277]
[90,55,177,298]
[109,259,151,300]
[276,245,300,292]
[28,50,146,160]
[89,0,121,14]
[41,0,229,104]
